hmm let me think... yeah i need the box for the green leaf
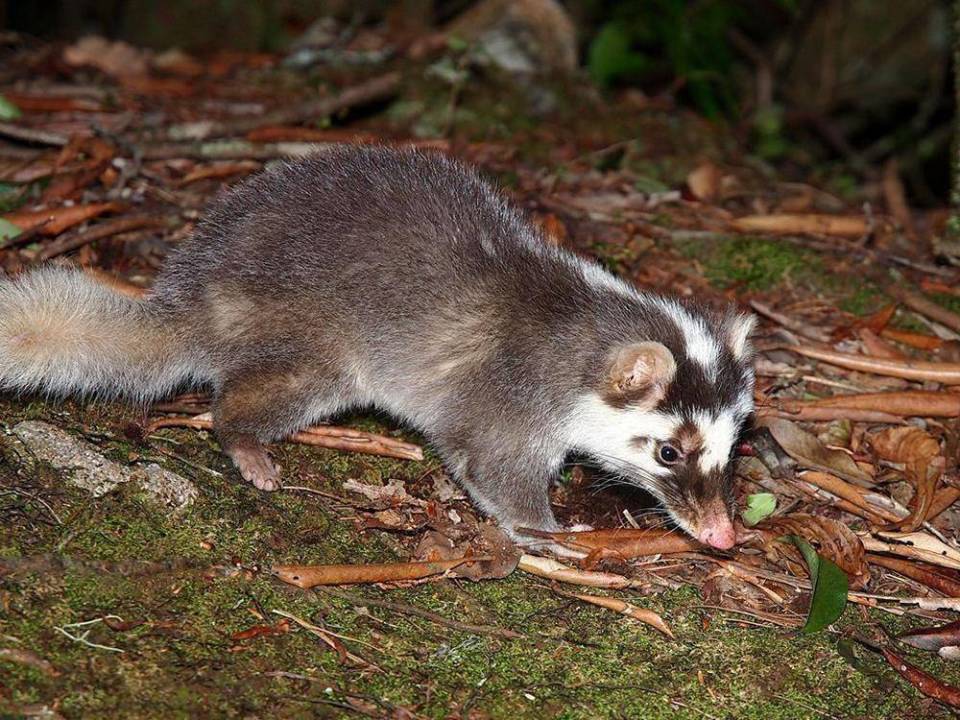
[783,535,848,634]
[446,35,469,53]
[741,493,776,527]
[0,94,21,120]
[0,183,24,213]
[0,217,23,244]
[587,22,648,88]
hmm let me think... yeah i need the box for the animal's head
[572,307,755,549]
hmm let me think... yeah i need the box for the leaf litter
[1,23,959,717]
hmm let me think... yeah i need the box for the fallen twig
[144,412,423,461]
[886,285,960,335]
[749,300,831,343]
[166,72,401,140]
[770,391,960,418]
[271,608,380,670]
[291,425,423,461]
[272,556,486,588]
[0,120,69,146]
[35,214,169,262]
[553,588,674,638]
[730,213,871,238]
[518,527,701,558]
[758,406,904,424]
[780,345,960,385]
[0,648,58,677]
[53,616,125,653]
[517,554,643,589]
[317,586,523,640]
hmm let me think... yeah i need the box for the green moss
[2,370,957,718]
[838,283,886,316]
[676,235,818,291]
[932,292,960,315]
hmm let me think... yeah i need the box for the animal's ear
[724,312,756,360]
[605,341,676,408]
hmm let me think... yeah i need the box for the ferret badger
[0,146,755,549]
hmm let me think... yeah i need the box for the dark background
[2,0,954,206]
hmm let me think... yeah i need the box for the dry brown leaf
[415,525,519,581]
[686,160,722,202]
[343,478,427,509]
[880,328,944,351]
[871,427,943,532]
[900,619,960,656]
[63,36,149,77]
[230,619,290,641]
[799,471,899,523]
[862,531,960,571]
[761,417,874,486]
[867,553,960,598]
[3,202,124,236]
[754,513,869,587]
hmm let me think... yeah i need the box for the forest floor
[2,33,960,719]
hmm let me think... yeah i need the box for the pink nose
[697,522,737,550]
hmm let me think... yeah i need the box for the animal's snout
[695,508,737,550]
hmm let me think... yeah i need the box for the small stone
[12,421,197,511]
[13,421,128,498]
[130,463,198,512]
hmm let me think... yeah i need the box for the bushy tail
[0,266,205,402]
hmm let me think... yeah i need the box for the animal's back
[152,146,590,424]
[154,146,533,312]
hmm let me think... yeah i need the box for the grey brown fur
[0,146,754,543]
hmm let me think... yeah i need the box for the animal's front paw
[231,445,281,491]
[567,523,594,533]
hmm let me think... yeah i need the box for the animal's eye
[657,443,682,465]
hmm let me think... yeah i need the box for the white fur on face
[693,409,738,473]
[650,296,720,373]
[566,395,749,489]
[564,393,680,484]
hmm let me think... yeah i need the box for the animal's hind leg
[213,368,343,491]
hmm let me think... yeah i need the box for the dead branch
[885,285,960,334]
[517,554,644,589]
[35,214,169,262]
[165,72,401,141]
[730,213,871,238]
[272,556,485,587]
[771,391,960,418]
[552,588,674,638]
[317,586,523,639]
[781,344,960,385]
[144,412,423,461]
[518,527,702,558]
